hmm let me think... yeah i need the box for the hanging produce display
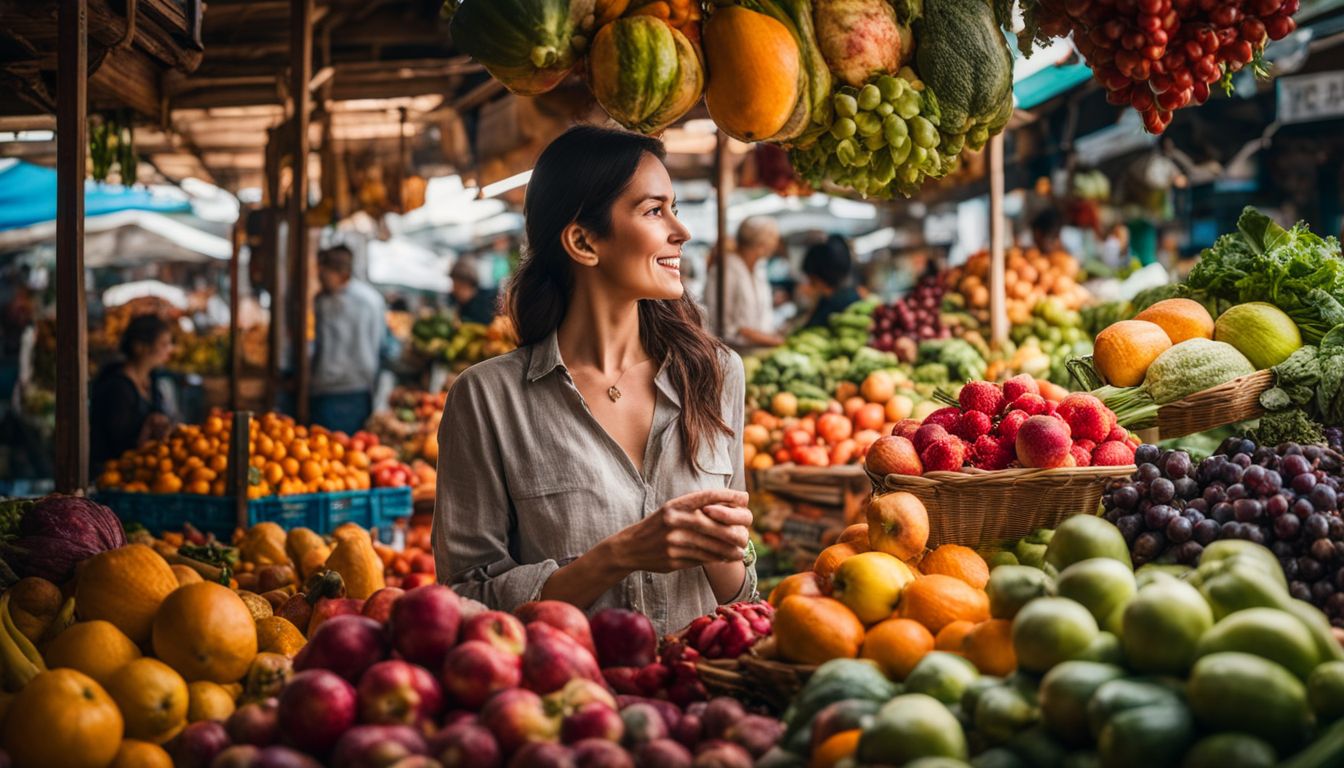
[1022,0,1300,133]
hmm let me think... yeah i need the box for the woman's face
[574,153,690,302]
[142,331,176,368]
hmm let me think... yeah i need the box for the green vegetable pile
[1186,207,1344,344]
[912,338,986,385]
[1255,327,1344,445]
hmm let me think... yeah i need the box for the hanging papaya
[589,16,703,135]
[450,0,596,96]
[704,5,806,142]
[625,0,703,45]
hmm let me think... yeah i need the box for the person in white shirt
[703,216,785,350]
[311,245,387,435]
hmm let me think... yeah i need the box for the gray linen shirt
[312,278,386,395]
[431,330,757,636]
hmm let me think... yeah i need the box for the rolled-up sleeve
[432,374,558,612]
[721,350,759,604]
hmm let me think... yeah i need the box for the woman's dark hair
[802,234,853,289]
[120,314,171,359]
[509,125,731,464]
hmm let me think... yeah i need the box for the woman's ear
[561,222,600,267]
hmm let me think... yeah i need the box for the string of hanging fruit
[445,0,1300,198]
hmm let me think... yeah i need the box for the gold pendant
[608,386,622,402]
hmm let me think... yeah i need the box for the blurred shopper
[311,245,387,435]
[1031,208,1064,253]
[449,255,499,325]
[800,235,861,329]
[90,314,176,467]
[704,216,785,350]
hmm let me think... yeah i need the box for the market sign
[1276,71,1344,125]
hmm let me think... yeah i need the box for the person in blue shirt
[800,235,861,329]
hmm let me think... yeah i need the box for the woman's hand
[610,489,750,574]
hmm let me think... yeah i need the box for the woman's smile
[655,254,682,274]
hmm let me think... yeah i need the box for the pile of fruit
[988,298,1094,390]
[867,274,954,359]
[96,412,375,498]
[945,247,1091,327]
[1083,296,1294,429]
[410,314,517,368]
[0,495,786,766]
[744,370,940,470]
[450,0,1020,198]
[1024,0,1300,133]
[758,510,1344,766]
[168,329,227,377]
[1101,437,1344,627]
[864,376,1137,477]
[364,389,445,467]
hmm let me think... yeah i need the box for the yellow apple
[830,551,916,625]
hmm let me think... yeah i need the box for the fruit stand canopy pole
[289,0,314,425]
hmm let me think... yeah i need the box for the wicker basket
[867,466,1134,550]
[1152,369,1273,440]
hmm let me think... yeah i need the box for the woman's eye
[646,206,662,216]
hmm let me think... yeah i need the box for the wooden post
[228,214,244,411]
[228,411,252,530]
[264,131,283,410]
[55,0,89,493]
[713,130,731,337]
[988,132,1008,349]
[289,0,313,424]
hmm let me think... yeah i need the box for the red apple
[441,640,522,711]
[361,587,406,625]
[691,742,752,768]
[278,669,359,756]
[167,720,231,768]
[546,678,618,719]
[293,614,389,683]
[522,622,603,695]
[358,660,445,728]
[390,585,462,669]
[401,572,438,590]
[254,746,324,768]
[602,667,642,696]
[212,745,261,768]
[460,611,527,657]
[515,601,596,655]
[479,688,560,756]
[865,435,923,477]
[589,609,656,669]
[431,722,501,768]
[632,740,692,768]
[571,739,634,768]
[561,702,624,745]
[442,711,477,729]
[227,698,280,746]
[891,418,922,441]
[276,594,313,636]
[308,597,366,636]
[506,742,574,768]
[329,724,428,768]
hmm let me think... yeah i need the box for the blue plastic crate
[99,490,322,540]
[371,486,413,531]
[322,490,376,532]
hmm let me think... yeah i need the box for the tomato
[1155,87,1189,110]
[816,413,854,446]
[783,430,813,450]
[1264,14,1295,40]
[1171,68,1195,90]
[1106,85,1134,105]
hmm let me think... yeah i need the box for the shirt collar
[526,329,681,407]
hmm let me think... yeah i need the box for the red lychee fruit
[923,407,963,431]
[1008,393,1049,416]
[971,434,1015,471]
[921,438,967,473]
[996,410,1031,445]
[958,381,1005,416]
[913,423,950,454]
[1001,374,1040,405]
[1093,440,1137,466]
[954,410,993,442]
[1070,444,1093,467]
[1056,393,1117,443]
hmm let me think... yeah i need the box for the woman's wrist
[590,534,633,582]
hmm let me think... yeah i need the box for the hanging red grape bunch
[1030,0,1299,133]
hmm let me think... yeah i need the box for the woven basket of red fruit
[864,377,1138,550]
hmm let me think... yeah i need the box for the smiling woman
[432,125,758,635]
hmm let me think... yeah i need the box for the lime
[987,566,1055,620]
[1122,579,1213,676]
[1308,660,1344,723]
[1187,652,1312,752]
[1195,608,1320,681]
[1181,733,1277,768]
[1045,515,1132,571]
[857,694,968,764]
[1012,597,1099,674]
[1056,558,1137,633]
[905,652,980,706]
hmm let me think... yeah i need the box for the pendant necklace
[606,358,652,403]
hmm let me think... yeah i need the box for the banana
[0,594,44,672]
[39,596,76,643]
[0,595,39,691]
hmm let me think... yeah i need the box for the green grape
[896,94,920,120]
[890,139,911,165]
[882,115,908,146]
[862,132,885,151]
[830,117,857,140]
[875,102,894,117]
[834,93,859,118]
[854,113,882,137]
[942,132,966,155]
[910,145,927,165]
[826,157,845,178]
[910,116,938,148]
[898,164,920,185]
[857,84,882,111]
[877,75,903,102]
[968,125,991,150]
[853,149,872,166]
[836,138,858,166]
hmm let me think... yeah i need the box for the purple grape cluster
[1101,437,1344,625]
[870,275,947,355]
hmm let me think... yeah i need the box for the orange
[860,618,935,680]
[152,582,258,684]
[207,454,227,473]
[934,620,977,654]
[774,596,865,666]
[111,740,172,768]
[76,544,180,645]
[41,620,142,686]
[1092,319,1172,387]
[919,545,990,590]
[768,572,826,608]
[1134,297,1214,345]
[810,729,861,768]
[898,574,991,634]
[151,473,183,494]
[104,658,189,744]
[256,616,306,657]
[204,416,224,436]
[2,669,124,768]
[813,543,861,586]
[964,619,1017,676]
[836,523,870,548]
[282,457,300,477]
[263,462,284,486]
[186,681,237,723]
[171,564,204,585]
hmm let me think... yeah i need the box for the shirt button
[644,573,653,584]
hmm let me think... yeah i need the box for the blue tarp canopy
[0,159,191,231]
[1014,62,1094,110]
